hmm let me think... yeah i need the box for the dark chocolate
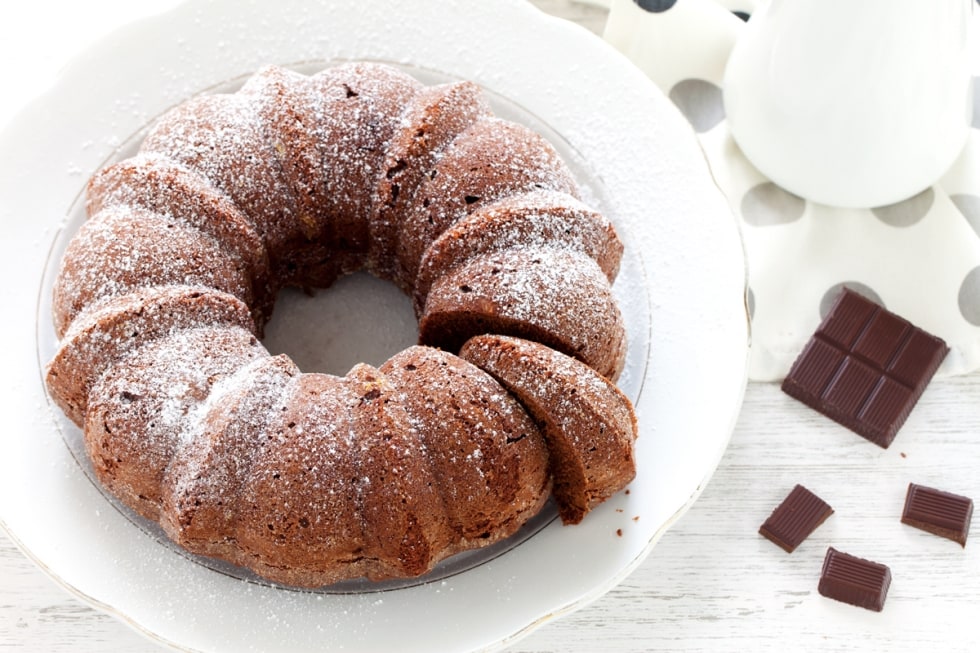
[759,484,834,553]
[782,288,948,448]
[901,483,974,547]
[818,547,891,612]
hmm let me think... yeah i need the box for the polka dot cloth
[604,0,980,380]
[633,0,678,12]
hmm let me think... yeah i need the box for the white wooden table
[3,2,978,651]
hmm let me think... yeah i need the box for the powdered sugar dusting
[87,152,270,292]
[46,286,255,428]
[420,247,626,379]
[163,355,300,558]
[414,188,622,311]
[140,91,300,258]
[84,325,264,520]
[52,205,253,337]
[369,80,491,284]
[396,116,581,284]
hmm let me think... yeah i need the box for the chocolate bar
[818,547,891,612]
[782,288,948,448]
[901,483,974,547]
[759,484,833,553]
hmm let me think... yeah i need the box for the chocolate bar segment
[759,484,834,553]
[818,547,891,612]
[782,288,948,448]
[901,483,974,547]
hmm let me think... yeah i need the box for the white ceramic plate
[0,1,749,651]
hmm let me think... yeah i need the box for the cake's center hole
[261,271,419,376]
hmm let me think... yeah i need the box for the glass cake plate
[0,0,749,651]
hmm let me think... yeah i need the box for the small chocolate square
[889,330,947,390]
[857,378,913,446]
[901,483,974,546]
[818,547,891,612]
[782,288,948,448]
[759,485,834,553]
[852,311,909,368]
[822,357,879,416]
[819,289,877,347]
[791,338,846,391]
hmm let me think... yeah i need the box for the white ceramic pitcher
[724,0,974,208]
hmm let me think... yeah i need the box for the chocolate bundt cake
[45,62,636,587]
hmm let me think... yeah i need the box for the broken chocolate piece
[901,483,974,547]
[818,547,891,612]
[782,288,948,448]
[759,484,834,553]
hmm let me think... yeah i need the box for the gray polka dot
[820,282,883,320]
[634,0,678,12]
[669,79,725,133]
[973,77,979,130]
[740,182,806,227]
[951,193,980,237]
[959,266,980,325]
[746,286,755,321]
[871,187,934,227]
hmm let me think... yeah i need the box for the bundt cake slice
[347,363,453,580]
[46,286,255,427]
[238,65,349,289]
[86,152,271,319]
[370,80,491,286]
[84,324,265,522]
[419,247,627,380]
[460,335,637,525]
[160,354,300,562]
[239,63,424,287]
[51,206,255,338]
[413,189,624,315]
[234,371,369,587]
[378,347,551,548]
[395,116,581,287]
[302,63,422,260]
[240,66,333,243]
[140,92,302,271]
